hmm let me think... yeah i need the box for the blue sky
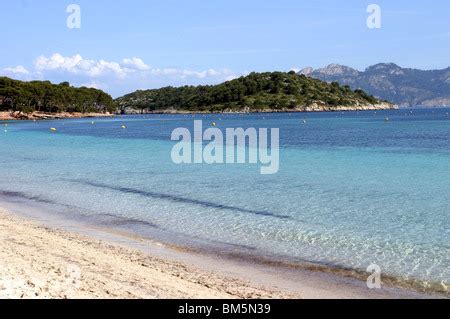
[1,0,449,97]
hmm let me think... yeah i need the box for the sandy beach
[0,208,294,299]
[0,205,440,300]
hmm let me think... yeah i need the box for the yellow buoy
[50,128,57,132]
[121,125,126,129]
[211,122,217,127]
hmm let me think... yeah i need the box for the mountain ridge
[299,63,450,107]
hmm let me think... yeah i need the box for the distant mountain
[299,63,450,107]
[116,71,393,114]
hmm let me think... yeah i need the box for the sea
[1,108,449,293]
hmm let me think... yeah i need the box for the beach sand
[0,208,294,299]
[0,206,440,300]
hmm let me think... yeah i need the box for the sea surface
[1,109,449,292]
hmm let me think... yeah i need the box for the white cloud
[87,60,127,78]
[149,67,235,80]
[122,57,150,71]
[3,65,29,75]
[3,53,241,97]
[31,53,236,81]
[182,69,220,79]
[149,68,179,76]
[80,81,107,90]
[35,53,130,78]
[224,74,239,81]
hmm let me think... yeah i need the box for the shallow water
[1,109,449,290]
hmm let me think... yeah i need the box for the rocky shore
[0,111,114,121]
[302,101,395,112]
[122,102,396,115]
[1,102,395,121]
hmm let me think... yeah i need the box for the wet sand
[0,206,439,299]
[0,208,293,299]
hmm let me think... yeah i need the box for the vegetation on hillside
[0,77,115,114]
[116,71,381,113]
[307,63,450,107]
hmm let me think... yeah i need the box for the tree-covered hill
[0,77,115,114]
[116,71,390,113]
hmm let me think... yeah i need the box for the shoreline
[123,102,396,115]
[0,207,291,299]
[0,202,441,299]
[1,103,396,121]
[0,111,114,121]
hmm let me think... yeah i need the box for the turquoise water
[1,109,449,290]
